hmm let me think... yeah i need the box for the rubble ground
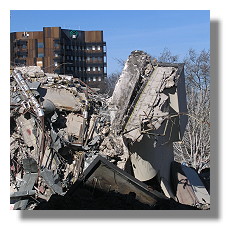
[10,51,210,210]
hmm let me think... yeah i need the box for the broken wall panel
[123,66,174,141]
[109,51,150,133]
[66,113,85,144]
[66,156,168,207]
[16,115,37,149]
[106,52,188,200]
[123,64,186,143]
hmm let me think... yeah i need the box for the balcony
[85,61,105,67]
[64,50,86,56]
[85,42,106,46]
[85,51,106,57]
[86,72,106,77]
[71,61,86,66]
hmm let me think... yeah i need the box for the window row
[37,53,104,61]
[87,77,102,82]
[60,65,102,72]
[60,45,102,51]
[87,67,101,72]
[63,55,103,61]
[86,45,101,51]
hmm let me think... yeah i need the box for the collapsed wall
[10,51,209,210]
[107,50,188,197]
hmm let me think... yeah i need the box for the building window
[38,42,44,48]
[98,67,101,72]
[22,44,27,49]
[71,56,73,60]
[97,46,101,50]
[98,77,102,81]
[93,67,96,72]
[88,77,91,82]
[38,53,44,58]
[87,57,90,61]
[15,59,26,64]
[93,77,96,81]
[92,45,96,50]
[55,53,58,57]
[54,61,58,66]
[37,61,43,67]
[87,67,90,71]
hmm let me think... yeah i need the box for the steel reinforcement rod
[12,69,45,173]
[12,69,44,117]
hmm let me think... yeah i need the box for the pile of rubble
[10,51,210,210]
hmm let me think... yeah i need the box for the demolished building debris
[10,51,210,210]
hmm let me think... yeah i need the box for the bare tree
[104,72,121,96]
[173,49,210,172]
[108,49,210,173]
[157,47,179,63]
[114,58,126,68]
[154,48,210,172]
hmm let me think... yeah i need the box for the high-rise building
[10,27,107,83]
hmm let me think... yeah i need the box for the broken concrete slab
[109,51,150,134]
[171,161,210,209]
[40,168,63,195]
[66,113,84,144]
[22,158,38,173]
[106,54,188,200]
[12,173,38,210]
[16,115,37,149]
[41,88,84,112]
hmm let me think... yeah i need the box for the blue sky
[10,10,210,75]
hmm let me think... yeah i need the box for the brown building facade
[10,27,107,82]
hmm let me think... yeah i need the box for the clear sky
[10,10,210,75]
